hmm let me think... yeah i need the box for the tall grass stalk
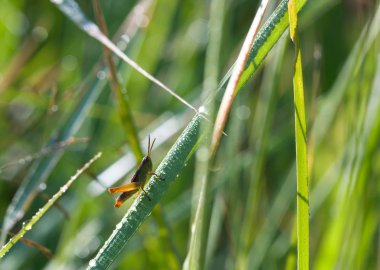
[289,0,309,268]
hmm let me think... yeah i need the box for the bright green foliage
[0,1,379,270]
[288,0,309,269]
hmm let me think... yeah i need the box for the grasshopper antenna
[149,137,156,156]
[147,135,150,155]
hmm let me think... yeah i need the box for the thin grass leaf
[0,152,101,259]
[92,0,143,161]
[183,0,225,268]
[0,229,53,259]
[87,114,201,270]
[288,0,309,269]
[51,0,200,116]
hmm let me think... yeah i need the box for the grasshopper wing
[108,182,144,194]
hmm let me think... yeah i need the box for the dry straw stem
[0,152,102,259]
[211,0,269,156]
[210,0,308,156]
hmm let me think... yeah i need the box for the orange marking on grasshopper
[108,136,164,208]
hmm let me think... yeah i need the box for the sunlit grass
[0,0,379,270]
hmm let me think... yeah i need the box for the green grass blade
[183,0,225,268]
[0,153,101,259]
[233,0,307,93]
[288,0,309,269]
[87,114,201,270]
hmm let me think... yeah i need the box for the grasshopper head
[142,155,153,172]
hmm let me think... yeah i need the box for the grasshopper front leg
[148,172,165,181]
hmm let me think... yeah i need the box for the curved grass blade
[210,0,269,156]
[87,114,202,270]
[208,0,308,103]
[0,152,101,259]
[288,0,309,268]
[237,0,307,90]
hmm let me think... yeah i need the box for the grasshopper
[108,136,163,207]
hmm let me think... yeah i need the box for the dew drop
[236,105,251,120]
[121,34,130,44]
[38,183,47,191]
[89,259,96,267]
[97,70,106,80]
[32,26,48,41]
[50,104,59,113]
[198,106,207,114]
[83,23,99,35]
[25,223,32,231]
[191,224,196,233]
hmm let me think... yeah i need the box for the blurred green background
[0,0,379,269]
